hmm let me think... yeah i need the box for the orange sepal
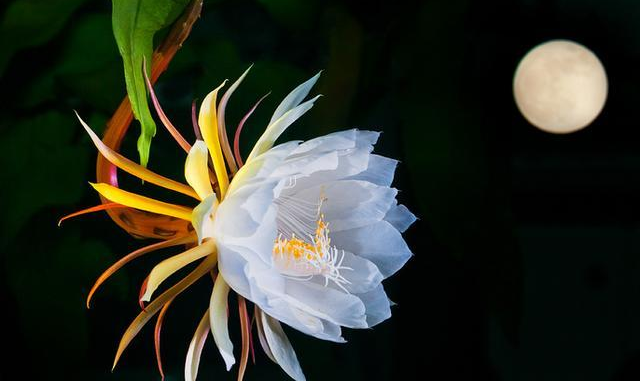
[58,203,124,226]
[237,296,251,381]
[112,254,217,371]
[155,298,174,380]
[86,234,195,309]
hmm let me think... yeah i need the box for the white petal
[289,130,357,156]
[384,203,417,233]
[216,184,284,301]
[248,141,302,181]
[308,250,383,294]
[219,241,284,304]
[288,180,397,231]
[289,129,377,156]
[332,251,383,294]
[228,141,300,195]
[260,311,307,381]
[330,220,413,278]
[308,317,344,342]
[219,188,269,235]
[270,72,321,124]
[209,276,235,370]
[272,300,345,343]
[241,265,365,331]
[277,130,380,191]
[218,245,346,343]
[255,307,277,363]
[347,154,397,187]
[247,95,321,163]
[184,140,214,199]
[217,181,276,236]
[282,280,367,328]
[216,244,253,297]
[353,129,380,148]
[240,184,281,226]
[185,310,210,381]
[285,303,325,335]
[191,193,217,244]
[276,147,373,193]
[271,151,340,180]
[360,284,392,327]
[216,195,278,266]
[262,298,324,335]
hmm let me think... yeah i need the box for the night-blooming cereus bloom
[69,69,415,381]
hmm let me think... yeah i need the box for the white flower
[209,88,415,379]
[216,129,415,335]
[77,69,415,381]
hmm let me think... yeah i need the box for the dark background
[2,0,640,380]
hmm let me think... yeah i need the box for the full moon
[513,39,608,134]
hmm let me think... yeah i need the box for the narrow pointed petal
[86,234,195,308]
[198,81,230,197]
[58,202,123,226]
[185,140,214,199]
[192,100,203,140]
[138,275,149,309]
[254,307,276,363]
[234,93,269,168]
[185,309,211,381]
[113,254,218,370]
[191,194,217,244]
[246,95,321,163]
[217,65,253,174]
[141,240,216,302]
[76,112,198,199]
[90,183,193,221]
[143,59,192,153]
[270,72,321,124]
[237,296,251,381]
[210,275,235,370]
[260,311,306,381]
[249,314,256,364]
[154,298,173,380]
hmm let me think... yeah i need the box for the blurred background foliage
[2,0,640,380]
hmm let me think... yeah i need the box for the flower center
[272,193,352,291]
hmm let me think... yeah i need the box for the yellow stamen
[273,216,329,263]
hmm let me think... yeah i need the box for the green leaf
[111,0,190,167]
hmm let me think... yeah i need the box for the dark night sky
[2,0,640,380]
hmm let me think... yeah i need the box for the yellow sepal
[90,183,192,221]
